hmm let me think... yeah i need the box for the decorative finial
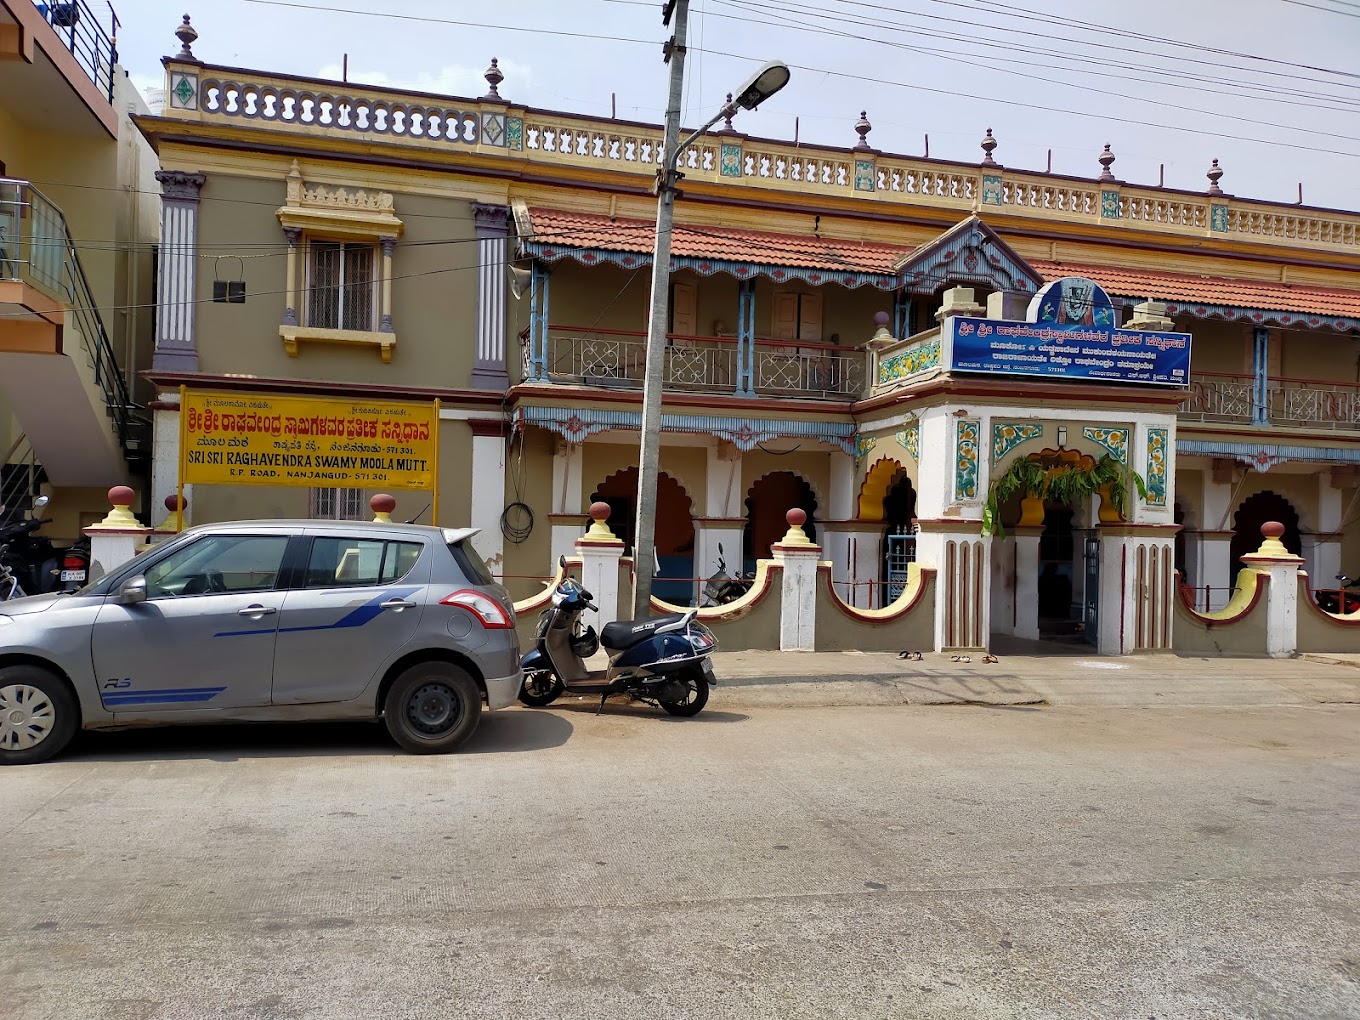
[980,128,998,166]
[872,310,892,342]
[174,14,198,61]
[780,507,814,548]
[581,501,622,544]
[1206,158,1224,196]
[370,494,397,524]
[163,493,188,533]
[483,58,505,100]
[94,486,142,531]
[722,93,735,132]
[1097,144,1116,183]
[853,110,872,151]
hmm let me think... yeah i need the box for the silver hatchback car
[0,520,521,764]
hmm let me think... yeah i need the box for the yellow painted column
[380,236,396,332]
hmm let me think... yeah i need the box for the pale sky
[114,0,1360,210]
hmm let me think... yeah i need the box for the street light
[630,1,790,618]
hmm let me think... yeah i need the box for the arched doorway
[591,467,696,603]
[744,471,817,572]
[1231,491,1301,567]
[880,471,917,605]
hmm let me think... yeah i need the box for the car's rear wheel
[383,662,481,754]
[0,666,77,765]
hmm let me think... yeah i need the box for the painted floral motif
[1145,427,1168,506]
[506,117,524,151]
[721,144,743,177]
[897,425,920,463]
[992,422,1043,462]
[981,174,1002,206]
[955,419,980,501]
[1101,190,1121,219]
[1211,204,1228,232]
[878,338,941,385]
[854,160,876,192]
[854,433,878,468]
[1082,426,1130,464]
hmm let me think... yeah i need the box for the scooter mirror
[1338,575,1347,581]
[32,495,49,510]
[559,554,566,569]
[717,542,724,555]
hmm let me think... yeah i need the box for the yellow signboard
[180,390,439,493]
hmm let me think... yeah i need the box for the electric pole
[631,0,689,618]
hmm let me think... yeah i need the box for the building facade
[135,19,1360,652]
[0,0,158,538]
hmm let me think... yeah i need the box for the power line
[717,0,1360,144]
[693,42,1360,159]
[1277,0,1360,15]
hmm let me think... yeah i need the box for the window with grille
[310,487,366,521]
[306,241,376,331]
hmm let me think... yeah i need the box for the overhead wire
[715,0,1360,137]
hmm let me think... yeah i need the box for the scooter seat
[600,614,687,651]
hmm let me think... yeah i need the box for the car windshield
[448,538,495,586]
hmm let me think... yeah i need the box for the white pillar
[1241,523,1305,658]
[150,390,193,531]
[915,521,989,651]
[1198,466,1239,604]
[1308,472,1344,585]
[1099,526,1178,654]
[1011,527,1042,641]
[696,440,744,602]
[575,503,626,632]
[990,531,1016,637]
[550,438,584,565]
[771,509,820,652]
[84,486,151,582]
[694,520,744,602]
[468,420,507,574]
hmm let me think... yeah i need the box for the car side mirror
[118,576,147,605]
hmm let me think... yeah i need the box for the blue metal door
[884,531,916,607]
[1083,532,1100,645]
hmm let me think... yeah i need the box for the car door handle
[381,598,418,611]
[237,605,278,618]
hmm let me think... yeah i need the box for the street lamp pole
[632,3,791,619]
[631,0,690,619]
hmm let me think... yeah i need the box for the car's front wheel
[0,666,78,765]
[383,662,481,754]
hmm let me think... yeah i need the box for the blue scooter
[519,565,718,716]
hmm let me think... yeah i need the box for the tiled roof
[1030,259,1360,319]
[526,207,907,275]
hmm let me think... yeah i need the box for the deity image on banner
[1028,276,1115,328]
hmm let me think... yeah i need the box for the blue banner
[948,316,1191,387]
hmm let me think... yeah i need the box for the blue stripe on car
[214,587,422,638]
[101,686,227,707]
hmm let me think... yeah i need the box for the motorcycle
[0,495,57,600]
[700,542,754,607]
[57,533,91,592]
[1315,573,1360,614]
[519,561,718,716]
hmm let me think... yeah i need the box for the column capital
[380,236,398,257]
[283,226,302,246]
[155,170,207,202]
[470,202,511,236]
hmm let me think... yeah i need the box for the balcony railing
[0,178,144,457]
[159,61,1360,257]
[529,326,865,400]
[31,1,118,103]
[1178,371,1360,430]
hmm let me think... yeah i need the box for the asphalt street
[1,671,1358,1019]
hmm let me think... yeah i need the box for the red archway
[590,467,695,556]
[1231,491,1301,567]
[745,471,817,563]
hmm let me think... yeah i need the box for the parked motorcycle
[1315,573,1360,614]
[57,534,91,592]
[700,542,754,607]
[519,561,718,716]
[0,495,57,600]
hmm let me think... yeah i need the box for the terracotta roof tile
[1030,259,1360,319]
[526,207,907,275]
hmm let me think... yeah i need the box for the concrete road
[2,696,1357,1019]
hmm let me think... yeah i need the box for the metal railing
[0,435,40,526]
[1178,370,1360,430]
[539,325,864,400]
[30,1,118,103]
[0,179,146,459]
